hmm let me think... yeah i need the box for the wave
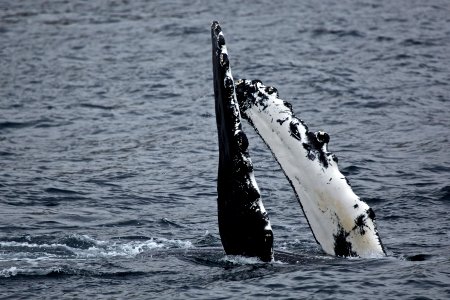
[0,118,64,131]
[311,27,366,38]
[0,234,195,278]
[0,265,149,279]
[0,234,193,269]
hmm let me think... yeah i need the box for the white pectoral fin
[236,79,386,258]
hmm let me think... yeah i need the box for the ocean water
[1,0,449,298]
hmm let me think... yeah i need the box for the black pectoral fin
[211,21,273,262]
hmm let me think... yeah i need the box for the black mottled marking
[218,34,225,47]
[242,80,258,95]
[353,204,359,209]
[306,131,320,148]
[220,52,229,68]
[283,101,293,113]
[289,120,301,141]
[302,143,315,160]
[224,76,234,95]
[265,86,278,96]
[276,117,289,125]
[234,130,249,152]
[257,91,269,101]
[366,208,376,220]
[298,118,309,131]
[333,226,356,257]
[305,132,328,167]
[236,78,333,169]
[254,93,269,110]
[316,131,330,144]
[235,79,252,113]
[302,143,311,153]
[332,154,338,163]
[212,21,221,36]
[354,214,367,235]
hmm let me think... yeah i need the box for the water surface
[1,0,449,298]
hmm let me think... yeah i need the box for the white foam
[0,266,19,278]
[0,236,193,260]
[220,255,265,265]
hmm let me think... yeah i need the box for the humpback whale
[211,21,385,259]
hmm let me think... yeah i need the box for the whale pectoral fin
[211,21,273,262]
[235,79,386,258]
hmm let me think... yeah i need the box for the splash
[0,234,193,277]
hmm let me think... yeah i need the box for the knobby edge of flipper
[235,79,386,258]
[211,21,273,262]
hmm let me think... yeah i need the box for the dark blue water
[1,0,449,298]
